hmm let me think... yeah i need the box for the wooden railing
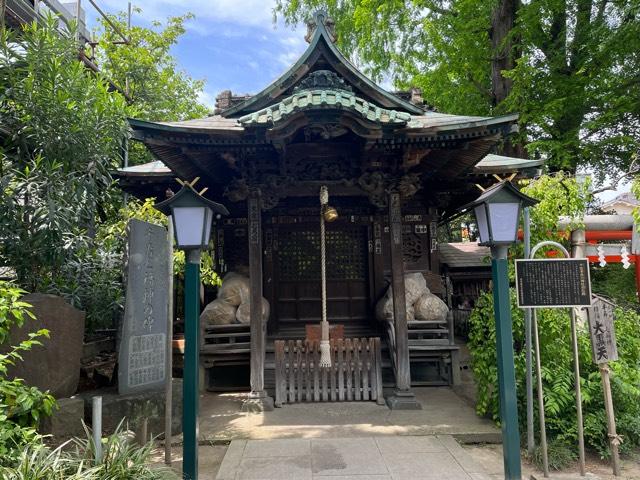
[274,338,384,406]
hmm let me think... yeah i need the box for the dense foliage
[0,13,210,332]
[0,282,55,466]
[0,17,128,294]
[468,291,640,458]
[276,0,640,176]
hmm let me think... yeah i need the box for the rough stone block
[3,293,85,398]
[81,378,182,437]
[40,396,86,441]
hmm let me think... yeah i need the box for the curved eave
[474,154,544,174]
[221,13,423,118]
[128,117,244,137]
[238,88,411,127]
[403,113,519,137]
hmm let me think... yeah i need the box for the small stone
[40,396,85,441]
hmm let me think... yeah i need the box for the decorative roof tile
[237,88,412,127]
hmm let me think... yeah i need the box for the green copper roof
[221,11,423,118]
[474,154,544,173]
[238,86,412,127]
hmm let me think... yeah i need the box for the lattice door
[273,225,371,330]
[277,229,368,282]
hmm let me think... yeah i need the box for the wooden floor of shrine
[199,319,459,394]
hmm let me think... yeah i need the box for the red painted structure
[518,228,640,300]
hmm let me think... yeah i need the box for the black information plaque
[515,258,592,308]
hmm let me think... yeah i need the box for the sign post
[587,296,621,476]
[517,242,592,477]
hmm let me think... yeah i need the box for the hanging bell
[323,206,338,222]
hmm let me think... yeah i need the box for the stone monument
[118,219,170,395]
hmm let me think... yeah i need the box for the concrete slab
[216,440,246,480]
[198,387,500,443]
[215,435,491,480]
[383,451,471,479]
[530,475,602,480]
[244,438,310,458]
[235,456,312,479]
[312,437,380,456]
[374,435,447,454]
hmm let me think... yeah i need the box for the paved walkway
[199,387,500,443]
[215,435,491,480]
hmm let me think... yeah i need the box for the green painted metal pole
[183,250,201,480]
[491,245,522,480]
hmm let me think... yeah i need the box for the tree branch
[590,157,640,194]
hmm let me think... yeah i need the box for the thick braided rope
[319,186,331,367]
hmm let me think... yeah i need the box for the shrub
[72,420,177,479]
[468,289,640,458]
[0,422,178,479]
[531,437,577,471]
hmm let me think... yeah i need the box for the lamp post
[155,182,228,480]
[464,181,537,480]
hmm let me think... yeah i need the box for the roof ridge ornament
[294,70,352,93]
[305,10,337,43]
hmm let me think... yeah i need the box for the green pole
[183,250,200,480]
[491,245,522,480]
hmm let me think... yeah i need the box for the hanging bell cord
[319,185,332,368]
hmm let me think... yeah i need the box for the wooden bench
[274,337,385,407]
[385,312,460,386]
[200,324,251,390]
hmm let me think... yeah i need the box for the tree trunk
[490,0,526,157]
[490,0,518,107]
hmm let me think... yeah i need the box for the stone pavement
[215,435,491,480]
[198,387,500,443]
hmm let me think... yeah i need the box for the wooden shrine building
[121,12,536,410]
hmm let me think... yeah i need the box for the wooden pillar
[386,191,421,410]
[372,217,385,300]
[243,190,274,412]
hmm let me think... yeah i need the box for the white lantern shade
[172,206,213,249]
[461,181,538,247]
[474,204,490,244]
[155,184,228,251]
[487,202,520,243]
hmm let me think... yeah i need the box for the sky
[84,0,307,109]
[82,0,628,203]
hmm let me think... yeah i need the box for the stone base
[40,396,86,442]
[242,392,274,413]
[386,390,422,410]
[80,378,183,438]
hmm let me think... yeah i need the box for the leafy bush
[468,290,640,458]
[0,421,178,479]
[72,420,177,479]
[0,442,90,479]
[0,282,56,466]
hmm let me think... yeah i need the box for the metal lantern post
[464,181,538,480]
[155,181,228,480]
